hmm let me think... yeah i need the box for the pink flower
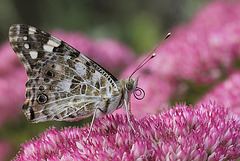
[146,1,240,83]
[51,30,135,74]
[0,42,22,75]
[0,140,13,161]
[0,43,27,126]
[13,103,240,160]
[198,72,240,115]
[0,68,27,126]
[50,30,94,56]
[91,39,135,72]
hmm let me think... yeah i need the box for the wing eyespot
[44,70,55,78]
[44,78,50,83]
[37,94,48,104]
[39,85,44,90]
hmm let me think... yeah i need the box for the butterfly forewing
[9,24,120,123]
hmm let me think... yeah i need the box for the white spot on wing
[23,36,27,40]
[28,27,36,34]
[16,25,20,35]
[47,39,61,47]
[29,51,38,59]
[43,44,54,52]
[24,43,30,49]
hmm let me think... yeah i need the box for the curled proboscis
[133,87,145,100]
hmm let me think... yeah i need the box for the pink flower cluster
[150,1,240,83]
[13,103,240,160]
[0,42,27,126]
[116,1,240,115]
[50,30,135,74]
[198,72,240,115]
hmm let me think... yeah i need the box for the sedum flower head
[0,42,27,126]
[144,1,240,84]
[13,103,240,160]
[198,71,240,115]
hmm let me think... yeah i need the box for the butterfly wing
[9,24,120,123]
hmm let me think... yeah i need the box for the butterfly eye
[37,94,48,104]
[126,82,133,91]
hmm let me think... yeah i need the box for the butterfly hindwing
[9,24,120,123]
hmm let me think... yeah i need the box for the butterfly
[9,24,170,139]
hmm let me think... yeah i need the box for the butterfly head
[122,76,145,100]
[125,76,139,93]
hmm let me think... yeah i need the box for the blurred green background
[0,0,207,160]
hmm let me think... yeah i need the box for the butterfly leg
[128,100,133,116]
[86,108,98,141]
[86,106,108,141]
[124,99,136,132]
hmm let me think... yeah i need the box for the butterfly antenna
[129,32,171,78]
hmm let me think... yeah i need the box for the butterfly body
[9,24,139,131]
